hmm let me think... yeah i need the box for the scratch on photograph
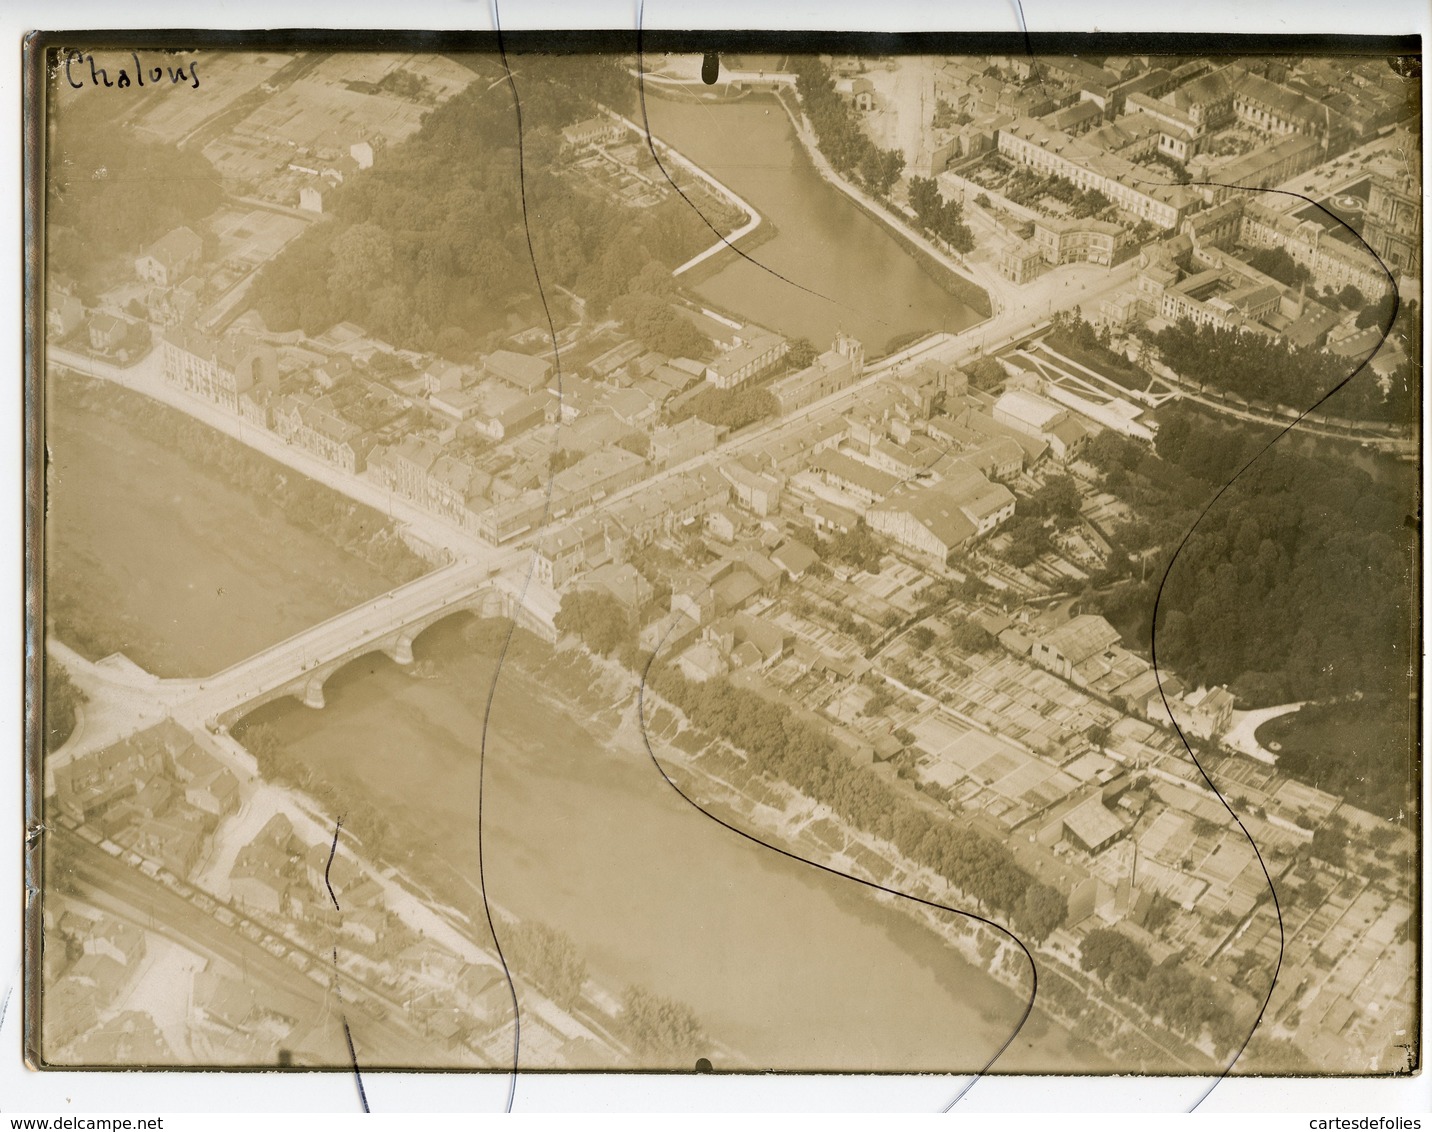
[29,38,1421,1081]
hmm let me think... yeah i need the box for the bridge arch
[214,587,526,729]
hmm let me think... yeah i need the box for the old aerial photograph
[31,38,1420,1084]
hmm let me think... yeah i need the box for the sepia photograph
[22,11,1424,1112]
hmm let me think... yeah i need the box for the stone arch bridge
[173,557,549,730]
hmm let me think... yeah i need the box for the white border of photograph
[6,0,1429,1120]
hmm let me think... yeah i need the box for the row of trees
[240,721,404,862]
[790,59,905,198]
[1080,927,1244,1053]
[907,176,974,253]
[647,664,1067,943]
[1151,316,1414,423]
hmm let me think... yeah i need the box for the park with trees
[1080,407,1415,821]
[251,55,721,356]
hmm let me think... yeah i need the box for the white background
[4,0,1429,1121]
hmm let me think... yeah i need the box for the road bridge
[47,551,552,774]
[188,555,547,728]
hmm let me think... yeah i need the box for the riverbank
[46,370,429,678]
[640,91,985,350]
[604,107,766,277]
[769,88,994,322]
[483,626,1129,1073]
[236,616,1113,1073]
[610,663,1195,1074]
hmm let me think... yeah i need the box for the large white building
[865,462,1015,563]
[993,389,1089,462]
[703,331,789,390]
[995,117,1199,230]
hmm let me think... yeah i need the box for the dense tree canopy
[1151,317,1413,423]
[791,59,905,198]
[1080,405,1414,821]
[48,101,223,298]
[1029,474,1082,527]
[967,357,1006,392]
[554,590,631,656]
[44,665,88,753]
[1080,928,1242,1052]
[1088,406,1414,709]
[670,386,776,431]
[908,176,974,253]
[1245,246,1311,288]
[251,56,718,351]
[1150,407,1413,706]
[828,520,885,574]
[619,985,705,1062]
[505,921,588,1009]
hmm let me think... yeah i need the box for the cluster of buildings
[840,586,1412,1068]
[927,53,1418,300]
[153,286,851,549]
[197,55,476,210]
[46,714,523,1063]
[1021,612,1232,738]
[209,803,515,1056]
[535,343,1108,694]
[53,719,240,879]
[43,906,161,1062]
[226,814,382,943]
[296,137,381,214]
[47,283,145,357]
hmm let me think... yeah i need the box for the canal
[644,90,986,355]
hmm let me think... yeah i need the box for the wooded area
[1080,926,1244,1054]
[1151,314,1417,424]
[790,58,905,198]
[251,56,718,356]
[48,97,223,300]
[1082,409,1415,820]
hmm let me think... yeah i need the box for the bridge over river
[47,549,543,774]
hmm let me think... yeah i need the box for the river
[44,372,410,678]
[50,372,1110,1076]
[644,90,985,355]
[241,621,1109,1073]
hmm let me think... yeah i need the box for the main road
[46,246,1140,760]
